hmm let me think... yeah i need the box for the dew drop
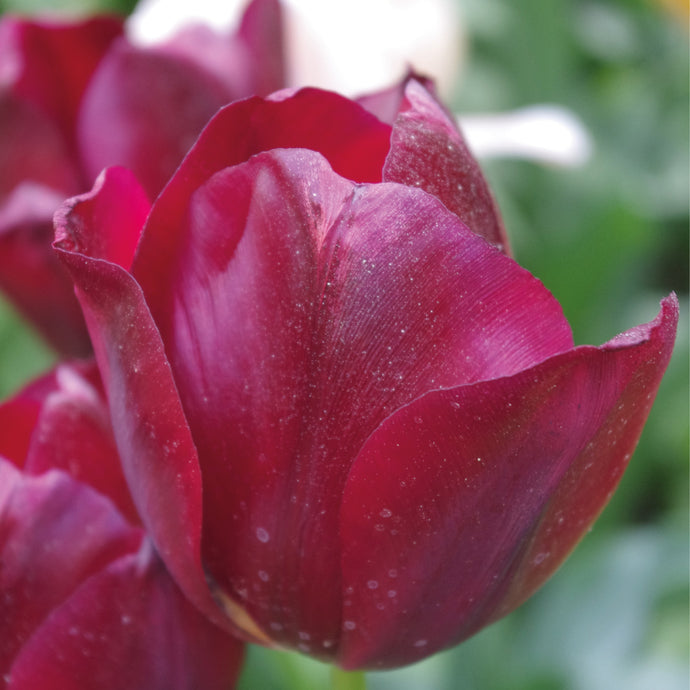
[343,621,356,631]
[367,580,379,590]
[256,527,270,543]
[414,639,428,648]
[379,508,392,519]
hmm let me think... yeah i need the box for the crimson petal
[133,87,392,324]
[0,460,140,675]
[54,169,228,632]
[16,363,139,525]
[0,16,123,148]
[8,541,243,690]
[77,39,236,200]
[383,79,509,251]
[134,147,572,650]
[338,295,678,668]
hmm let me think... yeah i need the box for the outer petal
[8,541,244,690]
[338,296,678,668]
[132,87,392,320]
[383,79,509,251]
[132,147,572,651]
[53,168,234,635]
[0,460,140,675]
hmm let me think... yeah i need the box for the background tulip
[54,78,677,670]
[0,0,284,357]
[0,363,244,689]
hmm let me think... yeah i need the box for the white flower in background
[460,106,592,167]
[128,0,462,96]
[128,0,591,167]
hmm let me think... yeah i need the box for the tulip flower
[0,0,284,357]
[54,78,677,669]
[0,363,244,689]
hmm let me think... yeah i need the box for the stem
[330,667,367,690]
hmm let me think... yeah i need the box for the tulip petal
[0,16,123,146]
[356,72,436,127]
[77,39,236,200]
[54,169,228,632]
[0,363,134,522]
[16,363,139,525]
[0,96,80,200]
[137,147,571,648]
[383,79,509,251]
[0,184,90,356]
[338,295,678,668]
[8,541,244,690]
[0,460,140,675]
[133,87,392,319]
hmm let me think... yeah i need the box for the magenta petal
[0,460,140,675]
[235,0,285,95]
[0,95,81,200]
[133,88,391,317]
[383,79,509,251]
[77,39,237,199]
[144,148,572,650]
[54,172,227,632]
[19,363,139,525]
[0,186,90,356]
[356,72,437,126]
[338,296,678,668]
[54,166,149,272]
[8,542,244,690]
[0,16,123,146]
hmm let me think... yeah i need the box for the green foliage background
[0,0,687,688]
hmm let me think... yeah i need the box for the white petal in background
[128,0,591,167]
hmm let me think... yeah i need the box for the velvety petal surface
[383,79,508,251]
[132,87,392,318]
[8,541,244,690]
[54,168,232,633]
[0,460,140,676]
[337,295,678,668]
[134,147,573,651]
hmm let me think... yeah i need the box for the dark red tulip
[0,0,284,357]
[54,79,677,669]
[0,362,244,689]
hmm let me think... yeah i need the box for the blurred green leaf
[0,0,137,16]
[0,297,55,399]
